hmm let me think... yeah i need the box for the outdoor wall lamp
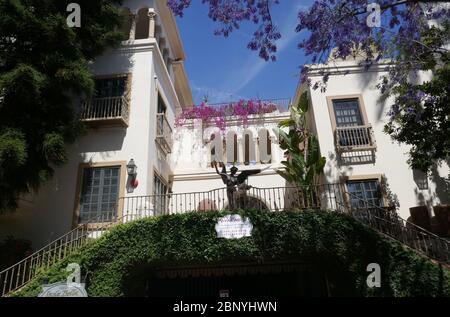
[127,159,138,188]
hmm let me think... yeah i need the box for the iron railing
[0,210,144,297]
[120,184,344,216]
[343,192,450,263]
[0,184,342,297]
[156,113,173,154]
[335,125,376,152]
[207,98,291,113]
[1,183,449,297]
[80,96,130,125]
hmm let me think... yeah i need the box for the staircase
[341,191,450,264]
[0,210,149,297]
[1,186,449,297]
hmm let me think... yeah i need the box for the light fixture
[127,159,137,177]
[127,159,138,188]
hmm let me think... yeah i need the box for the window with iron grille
[347,179,382,209]
[79,166,120,223]
[333,99,364,127]
[153,173,168,216]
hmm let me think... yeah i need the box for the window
[346,179,382,209]
[333,99,364,127]
[157,94,167,135]
[79,166,121,223]
[243,131,256,165]
[244,134,250,165]
[258,129,272,164]
[153,173,168,216]
[94,76,127,98]
[332,98,371,148]
[157,94,167,114]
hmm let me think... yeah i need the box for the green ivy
[12,210,450,297]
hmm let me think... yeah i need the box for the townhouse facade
[0,0,448,253]
[296,58,450,220]
[0,0,194,249]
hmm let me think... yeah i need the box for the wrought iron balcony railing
[120,184,343,218]
[156,113,173,154]
[335,124,376,152]
[80,96,130,127]
[207,98,292,114]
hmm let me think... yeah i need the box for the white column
[148,9,157,38]
[237,137,244,165]
[129,14,137,40]
[253,137,259,164]
[270,136,278,163]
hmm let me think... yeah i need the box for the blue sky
[175,1,314,105]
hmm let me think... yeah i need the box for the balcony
[335,125,376,153]
[156,113,173,154]
[80,96,130,127]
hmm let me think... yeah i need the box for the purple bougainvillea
[168,1,450,169]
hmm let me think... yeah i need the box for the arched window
[119,8,133,40]
[135,8,149,39]
[243,130,256,165]
[226,131,238,164]
[258,129,272,164]
[267,130,272,156]
[244,134,250,165]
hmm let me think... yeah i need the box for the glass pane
[333,99,363,127]
[347,180,382,209]
[79,166,120,223]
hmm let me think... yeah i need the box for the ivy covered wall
[13,210,450,297]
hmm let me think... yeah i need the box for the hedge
[12,210,450,297]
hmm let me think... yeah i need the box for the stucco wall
[0,40,178,249]
[305,63,450,219]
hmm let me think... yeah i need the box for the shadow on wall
[76,128,127,162]
[413,164,450,208]
[430,162,450,205]
[326,151,353,181]
[337,150,376,167]
[414,188,433,210]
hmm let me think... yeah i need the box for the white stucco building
[296,58,450,220]
[0,0,448,252]
[0,0,196,249]
[0,0,291,250]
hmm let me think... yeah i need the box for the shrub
[12,210,450,297]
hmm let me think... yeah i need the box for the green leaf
[278,119,295,128]
[298,91,309,113]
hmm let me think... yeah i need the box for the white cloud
[231,3,307,93]
[191,81,245,104]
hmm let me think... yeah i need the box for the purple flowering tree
[168,0,450,171]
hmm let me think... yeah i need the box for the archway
[122,262,328,297]
[135,8,150,39]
